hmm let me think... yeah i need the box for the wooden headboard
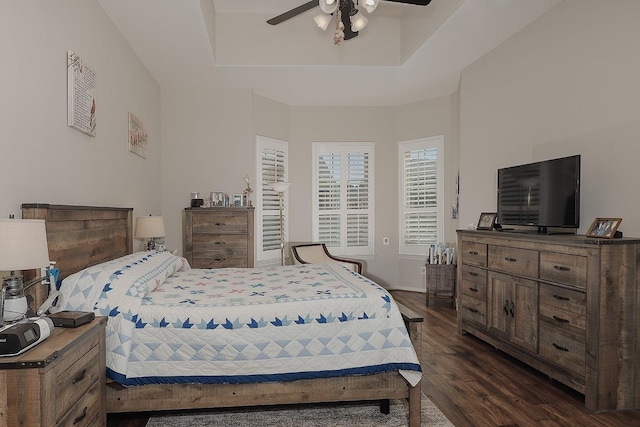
[21,204,133,309]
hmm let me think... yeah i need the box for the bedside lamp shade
[135,216,165,251]
[0,219,50,323]
[0,219,50,271]
[135,216,165,239]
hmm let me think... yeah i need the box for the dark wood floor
[107,291,640,427]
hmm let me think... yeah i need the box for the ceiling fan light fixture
[363,0,379,13]
[350,12,368,32]
[314,13,332,31]
[319,0,338,14]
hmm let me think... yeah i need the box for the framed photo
[210,192,224,207]
[586,217,622,238]
[477,212,497,230]
[233,194,243,207]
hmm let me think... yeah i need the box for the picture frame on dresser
[586,217,622,238]
[210,192,224,207]
[476,212,497,230]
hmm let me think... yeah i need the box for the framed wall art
[67,51,96,136]
[128,112,148,158]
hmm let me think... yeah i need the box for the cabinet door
[488,272,538,353]
[510,276,538,352]
[488,272,510,340]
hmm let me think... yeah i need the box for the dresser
[183,207,255,268]
[457,230,640,411]
[0,317,107,426]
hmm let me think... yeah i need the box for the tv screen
[497,155,580,232]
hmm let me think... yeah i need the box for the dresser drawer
[192,212,248,234]
[539,284,586,332]
[488,245,538,277]
[461,265,487,301]
[193,234,248,251]
[56,381,102,427]
[539,323,585,377]
[461,297,486,327]
[54,341,101,423]
[461,241,487,267]
[540,252,587,289]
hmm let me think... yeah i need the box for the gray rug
[145,394,452,426]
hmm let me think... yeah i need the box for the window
[399,136,443,255]
[256,136,289,263]
[313,143,374,256]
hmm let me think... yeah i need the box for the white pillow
[49,251,187,313]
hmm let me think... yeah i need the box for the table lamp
[135,216,166,251]
[0,219,51,324]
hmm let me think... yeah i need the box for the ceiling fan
[267,0,432,43]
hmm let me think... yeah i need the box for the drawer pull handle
[468,287,479,293]
[468,272,479,277]
[503,299,510,315]
[72,369,86,384]
[215,258,226,261]
[552,315,569,323]
[215,222,226,226]
[510,301,515,318]
[73,407,88,425]
[553,265,571,272]
[504,257,517,262]
[215,241,226,245]
[468,307,479,313]
[553,294,570,301]
[469,250,479,255]
[552,343,569,352]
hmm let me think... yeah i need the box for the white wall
[161,87,255,253]
[459,0,640,237]
[288,95,458,291]
[0,0,161,251]
[160,92,457,292]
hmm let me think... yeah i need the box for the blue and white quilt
[51,251,421,387]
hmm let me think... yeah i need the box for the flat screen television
[497,155,580,233]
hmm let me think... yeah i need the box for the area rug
[145,394,453,427]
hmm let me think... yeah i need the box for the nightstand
[0,317,106,426]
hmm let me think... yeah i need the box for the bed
[21,204,424,426]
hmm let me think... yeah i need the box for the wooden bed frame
[21,204,423,426]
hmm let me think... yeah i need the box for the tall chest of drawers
[183,207,255,268]
[457,230,640,411]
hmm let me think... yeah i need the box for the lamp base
[3,297,28,322]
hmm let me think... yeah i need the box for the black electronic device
[497,155,580,234]
[190,198,204,208]
[0,317,54,357]
[48,310,95,328]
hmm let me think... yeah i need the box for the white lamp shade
[270,182,292,194]
[135,216,166,239]
[363,0,380,13]
[0,219,50,271]
[351,13,368,32]
[319,0,338,14]
[314,13,332,31]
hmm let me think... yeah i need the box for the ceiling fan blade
[267,1,318,25]
[384,0,432,5]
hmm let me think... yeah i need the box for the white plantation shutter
[256,136,288,262]
[399,136,443,255]
[313,143,374,256]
